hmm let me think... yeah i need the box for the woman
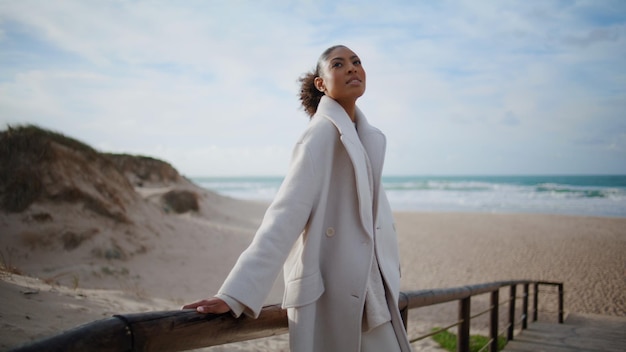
[183,45,413,352]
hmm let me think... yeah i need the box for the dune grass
[431,327,507,352]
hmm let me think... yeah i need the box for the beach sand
[394,211,626,350]
[1,183,625,351]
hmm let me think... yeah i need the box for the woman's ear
[314,76,325,93]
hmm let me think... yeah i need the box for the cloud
[1,0,625,176]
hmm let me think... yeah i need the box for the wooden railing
[10,280,563,352]
[398,280,563,352]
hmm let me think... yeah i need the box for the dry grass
[41,271,80,288]
[20,230,55,249]
[31,212,53,222]
[1,124,191,224]
[0,247,22,276]
[106,153,182,186]
[0,124,133,223]
[0,124,102,205]
[48,187,130,223]
[0,124,99,212]
[91,242,128,260]
[61,229,99,251]
[162,189,199,213]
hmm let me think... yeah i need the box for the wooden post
[399,292,409,331]
[489,289,499,352]
[533,282,539,322]
[522,283,529,330]
[507,284,516,341]
[558,283,564,323]
[457,297,470,352]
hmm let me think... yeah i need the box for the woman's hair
[299,45,347,118]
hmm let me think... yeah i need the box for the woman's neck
[337,99,357,122]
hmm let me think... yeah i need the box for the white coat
[218,96,412,352]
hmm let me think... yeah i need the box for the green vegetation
[431,327,507,352]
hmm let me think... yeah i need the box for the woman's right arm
[182,121,332,318]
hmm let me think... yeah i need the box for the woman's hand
[181,297,231,314]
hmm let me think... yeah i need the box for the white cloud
[1,0,624,176]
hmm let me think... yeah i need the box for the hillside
[0,125,274,349]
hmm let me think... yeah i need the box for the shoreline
[193,174,626,218]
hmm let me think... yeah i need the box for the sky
[1,0,625,177]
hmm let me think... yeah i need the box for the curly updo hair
[298,45,347,118]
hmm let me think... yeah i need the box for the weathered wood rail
[10,280,563,352]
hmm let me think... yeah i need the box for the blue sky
[1,0,625,176]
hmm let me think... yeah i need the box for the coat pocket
[282,271,325,308]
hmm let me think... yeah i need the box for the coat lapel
[315,97,386,237]
[354,106,386,198]
[354,106,387,222]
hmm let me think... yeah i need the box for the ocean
[192,175,626,218]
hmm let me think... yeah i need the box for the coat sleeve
[217,136,323,318]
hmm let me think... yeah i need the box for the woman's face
[315,46,366,104]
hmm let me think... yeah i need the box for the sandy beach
[1,128,624,350]
[2,191,625,351]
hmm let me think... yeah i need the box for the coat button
[325,227,335,237]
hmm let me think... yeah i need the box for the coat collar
[315,96,387,234]
[315,96,386,184]
[315,97,378,141]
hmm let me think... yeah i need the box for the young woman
[183,45,413,352]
